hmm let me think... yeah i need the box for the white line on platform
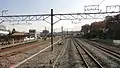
[10,39,61,68]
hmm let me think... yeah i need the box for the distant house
[29,29,37,38]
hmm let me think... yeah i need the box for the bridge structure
[0,5,120,51]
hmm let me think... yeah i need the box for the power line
[99,0,106,5]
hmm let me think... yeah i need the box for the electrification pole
[51,9,53,51]
[61,26,63,39]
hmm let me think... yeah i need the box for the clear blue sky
[0,0,119,32]
[0,0,85,14]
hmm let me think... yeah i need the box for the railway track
[0,37,61,58]
[0,37,60,68]
[52,38,77,68]
[73,38,104,68]
[0,39,49,58]
[52,39,68,68]
[84,40,120,60]
[15,39,62,68]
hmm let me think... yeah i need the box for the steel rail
[75,39,104,68]
[11,39,61,68]
[84,40,120,60]
[52,39,68,68]
[72,39,89,68]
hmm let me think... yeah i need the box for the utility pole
[51,9,53,51]
[45,27,46,30]
[61,26,63,39]
[67,28,68,37]
[45,27,47,40]
[50,9,54,68]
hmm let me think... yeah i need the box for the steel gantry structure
[0,11,120,22]
[0,5,120,51]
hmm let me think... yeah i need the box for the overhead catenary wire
[99,0,106,6]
